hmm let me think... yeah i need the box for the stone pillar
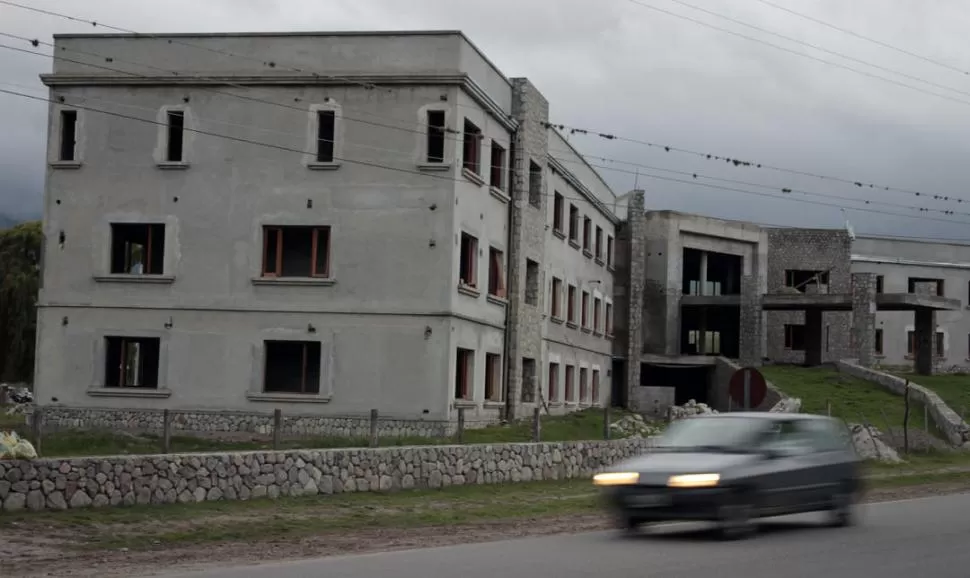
[625,191,646,410]
[914,308,935,376]
[739,275,762,366]
[851,272,877,367]
[699,251,708,296]
[804,309,823,366]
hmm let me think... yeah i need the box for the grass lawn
[759,365,932,431]
[891,372,970,420]
[0,406,634,458]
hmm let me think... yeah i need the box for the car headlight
[667,473,720,488]
[592,472,640,486]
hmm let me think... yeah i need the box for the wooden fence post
[31,407,43,457]
[456,407,465,444]
[272,408,282,451]
[903,381,910,455]
[162,409,171,454]
[369,409,379,448]
[532,407,541,442]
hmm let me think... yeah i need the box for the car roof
[689,412,830,422]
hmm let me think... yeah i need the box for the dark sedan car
[594,412,864,539]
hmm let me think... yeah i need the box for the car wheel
[717,490,756,540]
[827,482,856,527]
[616,513,644,537]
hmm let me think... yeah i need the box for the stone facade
[621,192,646,409]
[0,439,653,512]
[766,229,853,364]
[851,272,877,367]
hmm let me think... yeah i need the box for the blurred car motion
[594,412,864,540]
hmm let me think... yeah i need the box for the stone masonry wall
[0,439,653,512]
[766,229,853,364]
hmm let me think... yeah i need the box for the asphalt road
[163,493,970,578]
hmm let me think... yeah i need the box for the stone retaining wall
[0,439,654,512]
[835,360,970,447]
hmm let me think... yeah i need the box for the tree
[0,221,42,383]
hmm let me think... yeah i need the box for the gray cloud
[2,0,970,240]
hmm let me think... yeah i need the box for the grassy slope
[892,373,970,419]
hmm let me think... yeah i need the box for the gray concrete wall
[0,438,654,512]
[766,229,852,364]
[851,236,970,372]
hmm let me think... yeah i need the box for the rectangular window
[582,216,592,253]
[605,303,613,336]
[455,348,474,400]
[529,160,542,208]
[426,110,446,163]
[490,142,506,190]
[579,367,588,402]
[166,110,185,162]
[59,109,78,162]
[110,223,165,275]
[548,362,559,402]
[594,297,602,332]
[567,285,577,324]
[459,233,479,288]
[875,329,883,355]
[564,365,575,402]
[488,247,506,298]
[485,353,502,402]
[462,119,481,175]
[316,110,336,163]
[551,277,563,318]
[591,369,600,405]
[936,332,945,357]
[907,277,944,296]
[825,325,830,353]
[785,270,830,292]
[581,291,590,328]
[104,337,160,388]
[876,275,885,294]
[607,236,614,268]
[525,259,539,306]
[263,340,321,394]
[784,324,805,351]
[553,192,564,233]
[595,226,603,260]
[568,205,579,243]
[521,357,537,403]
[261,226,331,278]
[907,330,915,355]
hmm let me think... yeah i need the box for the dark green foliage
[0,220,42,382]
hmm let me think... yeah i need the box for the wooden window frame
[488,247,506,298]
[490,142,506,190]
[426,109,446,163]
[551,277,563,318]
[568,205,579,243]
[460,233,479,289]
[581,291,590,329]
[485,353,502,402]
[593,297,602,332]
[579,367,588,403]
[606,236,614,268]
[567,285,577,324]
[263,340,320,395]
[455,348,474,400]
[553,192,564,233]
[605,303,613,336]
[564,365,575,403]
[462,119,482,175]
[548,362,559,402]
[260,226,331,278]
[595,226,603,260]
[582,216,592,252]
[591,370,600,405]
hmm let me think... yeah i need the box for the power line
[752,0,970,77]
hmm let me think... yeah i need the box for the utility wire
[752,0,970,77]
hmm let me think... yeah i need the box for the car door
[757,419,818,514]
[793,418,855,505]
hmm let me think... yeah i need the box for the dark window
[316,110,335,163]
[907,277,944,296]
[488,247,506,298]
[875,329,883,355]
[936,332,945,357]
[166,110,184,162]
[426,110,446,163]
[462,119,481,174]
[591,369,601,405]
[490,142,506,190]
[59,110,77,161]
[521,358,537,403]
[553,192,564,232]
[485,353,502,402]
[595,226,603,260]
[261,226,331,278]
[607,236,614,268]
[455,348,474,400]
[263,340,321,394]
[525,259,540,306]
[581,291,590,328]
[568,205,579,242]
[564,365,575,402]
[876,275,884,294]
[548,362,559,401]
[110,223,165,275]
[529,160,542,208]
[582,216,592,252]
[104,337,160,388]
[907,330,915,355]
[551,277,563,318]
[785,270,829,292]
[594,297,602,332]
[460,233,479,288]
[784,324,805,350]
[605,303,613,335]
[567,285,577,324]
[579,367,588,402]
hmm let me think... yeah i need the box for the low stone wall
[33,407,452,438]
[0,439,653,512]
[835,360,970,447]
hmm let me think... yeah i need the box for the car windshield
[656,416,767,451]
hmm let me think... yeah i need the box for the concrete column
[851,272,877,367]
[804,309,823,366]
[914,308,935,376]
[625,191,646,411]
[699,251,708,296]
[739,275,762,366]
[698,308,708,355]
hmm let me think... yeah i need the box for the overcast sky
[3,0,970,241]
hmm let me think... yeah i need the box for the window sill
[607,264,615,272]
[156,161,190,170]
[458,284,481,298]
[581,327,592,334]
[483,400,505,409]
[453,399,477,409]
[566,321,578,329]
[568,239,581,250]
[593,331,604,337]
[87,388,172,399]
[307,161,341,171]
[50,160,82,169]
[489,186,510,203]
[462,167,485,186]
[252,277,336,287]
[583,249,593,258]
[247,392,332,404]
[417,162,452,172]
[487,294,508,307]
[605,333,614,340]
[595,257,605,266]
[553,229,566,240]
[550,316,565,325]
[547,402,563,408]
[94,274,175,285]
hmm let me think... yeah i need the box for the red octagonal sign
[728,367,768,409]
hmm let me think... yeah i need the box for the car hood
[616,451,758,479]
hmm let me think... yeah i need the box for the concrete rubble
[608,414,664,438]
[668,399,718,420]
[848,423,902,463]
